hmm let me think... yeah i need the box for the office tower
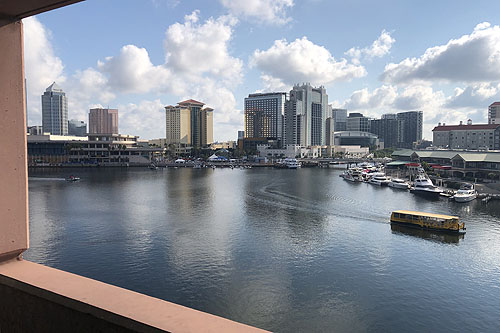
[488,102,500,124]
[238,130,245,139]
[347,113,371,132]
[89,108,118,134]
[166,99,213,148]
[285,84,328,146]
[332,108,347,131]
[41,82,68,135]
[397,111,423,148]
[244,92,286,145]
[68,120,87,136]
[369,114,400,148]
[325,117,335,145]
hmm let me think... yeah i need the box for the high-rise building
[369,114,401,148]
[68,120,87,136]
[89,108,118,134]
[165,99,213,148]
[244,92,286,145]
[325,117,335,145]
[41,82,68,135]
[347,113,371,132]
[397,111,423,148]
[332,108,347,132]
[285,84,328,146]
[488,102,500,124]
[238,130,245,139]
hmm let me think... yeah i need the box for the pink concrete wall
[0,21,29,258]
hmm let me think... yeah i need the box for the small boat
[410,173,442,198]
[281,158,299,169]
[341,167,363,182]
[368,172,391,186]
[453,183,477,203]
[65,175,80,182]
[390,210,465,233]
[388,178,410,190]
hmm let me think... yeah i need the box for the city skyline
[23,0,500,141]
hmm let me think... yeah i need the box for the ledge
[0,259,267,332]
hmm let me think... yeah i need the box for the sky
[24,0,500,141]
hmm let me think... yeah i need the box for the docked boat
[410,173,442,198]
[389,178,410,190]
[390,210,466,233]
[368,172,391,186]
[341,167,363,182]
[283,158,300,169]
[453,183,477,203]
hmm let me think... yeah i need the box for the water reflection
[391,223,464,244]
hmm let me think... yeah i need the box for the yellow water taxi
[390,210,466,233]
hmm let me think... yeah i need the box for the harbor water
[26,167,500,332]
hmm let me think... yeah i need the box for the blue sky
[25,0,500,140]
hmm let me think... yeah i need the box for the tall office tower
[325,117,335,145]
[244,92,286,145]
[332,108,347,131]
[347,113,371,132]
[369,114,400,148]
[285,84,328,146]
[41,82,68,135]
[166,99,213,148]
[68,119,87,136]
[89,108,118,134]
[396,111,423,148]
[488,102,500,124]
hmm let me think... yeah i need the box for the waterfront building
[166,99,213,148]
[244,92,286,145]
[285,84,328,146]
[41,82,68,135]
[334,131,380,148]
[68,119,87,136]
[27,134,87,165]
[488,102,500,124]
[210,141,236,150]
[347,113,371,132]
[397,111,423,148]
[89,108,118,134]
[332,108,347,131]
[27,125,43,135]
[432,120,500,150]
[369,114,401,148]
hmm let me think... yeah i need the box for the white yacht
[283,158,300,169]
[368,172,391,186]
[453,183,477,203]
[388,178,410,190]
[410,173,443,198]
[341,167,363,182]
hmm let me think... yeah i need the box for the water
[26,167,500,332]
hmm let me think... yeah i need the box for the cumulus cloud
[445,82,500,108]
[23,17,66,124]
[251,37,366,87]
[220,0,294,25]
[381,22,500,84]
[345,30,395,64]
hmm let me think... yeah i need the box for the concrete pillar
[0,21,28,260]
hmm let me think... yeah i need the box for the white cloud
[381,22,500,84]
[118,99,166,138]
[446,82,500,108]
[251,37,366,87]
[23,17,66,124]
[220,0,294,25]
[345,30,395,64]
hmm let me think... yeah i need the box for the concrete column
[0,20,28,260]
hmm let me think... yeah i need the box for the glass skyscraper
[41,82,68,135]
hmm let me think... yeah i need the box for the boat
[282,158,300,169]
[453,183,477,203]
[149,164,158,170]
[409,173,442,198]
[341,167,363,182]
[390,210,466,233]
[368,172,391,186]
[388,178,410,190]
[65,175,80,181]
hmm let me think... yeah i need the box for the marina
[25,167,500,332]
